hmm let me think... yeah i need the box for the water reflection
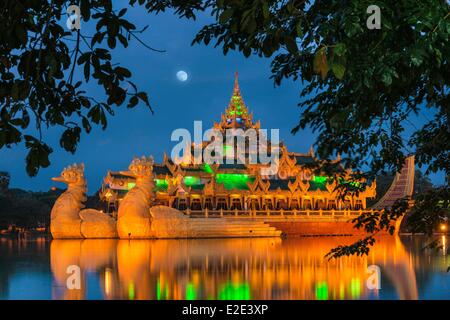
[48,236,424,300]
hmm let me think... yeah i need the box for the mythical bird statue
[117,156,155,238]
[50,164,117,239]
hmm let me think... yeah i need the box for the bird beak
[51,176,66,183]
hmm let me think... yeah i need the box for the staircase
[186,218,282,238]
[372,155,415,210]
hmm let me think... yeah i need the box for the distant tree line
[0,171,102,229]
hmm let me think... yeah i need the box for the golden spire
[219,72,253,129]
[233,71,240,94]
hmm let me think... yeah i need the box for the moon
[176,70,188,82]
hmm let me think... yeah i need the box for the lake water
[0,236,448,300]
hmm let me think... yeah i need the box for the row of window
[167,197,364,211]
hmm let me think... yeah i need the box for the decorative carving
[326,179,337,194]
[50,164,116,239]
[117,156,155,238]
[203,179,216,196]
[299,180,310,193]
[248,172,270,193]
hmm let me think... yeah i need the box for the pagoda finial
[234,71,240,93]
[215,72,256,130]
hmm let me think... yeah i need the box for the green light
[218,282,250,300]
[155,179,168,186]
[312,176,327,184]
[216,174,253,190]
[315,281,328,300]
[184,176,201,186]
[350,278,361,299]
[156,279,170,300]
[203,163,214,174]
[154,179,168,191]
[127,182,136,190]
[128,282,135,300]
[223,145,232,156]
[338,177,362,188]
[186,283,197,300]
[156,280,161,300]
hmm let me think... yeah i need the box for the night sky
[0,8,444,193]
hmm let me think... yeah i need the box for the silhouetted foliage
[0,172,10,192]
[0,0,155,176]
[406,186,450,235]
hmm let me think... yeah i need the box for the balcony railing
[181,208,377,218]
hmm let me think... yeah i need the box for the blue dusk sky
[0,7,444,193]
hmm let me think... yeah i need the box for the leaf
[115,66,131,78]
[24,136,53,176]
[285,37,298,54]
[262,2,269,20]
[107,36,116,49]
[14,24,28,46]
[137,92,150,106]
[331,62,345,80]
[296,21,303,38]
[118,34,128,48]
[381,72,392,86]
[60,127,81,153]
[118,8,127,17]
[127,95,138,108]
[80,0,91,21]
[77,52,91,64]
[219,9,233,23]
[83,61,90,81]
[313,47,329,80]
[82,117,91,133]
[11,82,20,100]
[333,43,347,56]
[410,50,423,66]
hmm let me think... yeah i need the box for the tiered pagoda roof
[214,72,260,131]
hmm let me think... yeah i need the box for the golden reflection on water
[50,236,418,300]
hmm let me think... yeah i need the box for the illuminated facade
[100,74,377,214]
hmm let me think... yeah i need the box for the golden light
[440,224,447,232]
[104,268,112,296]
